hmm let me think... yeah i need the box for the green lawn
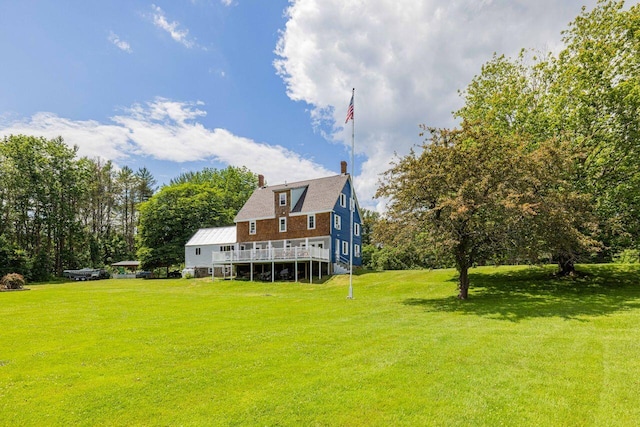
[1,264,639,426]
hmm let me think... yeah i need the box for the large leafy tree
[377,123,596,299]
[456,0,640,260]
[548,0,640,255]
[170,166,257,213]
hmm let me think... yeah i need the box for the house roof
[185,226,237,246]
[235,174,350,222]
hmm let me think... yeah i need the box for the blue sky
[0,0,598,210]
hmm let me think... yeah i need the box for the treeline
[0,134,259,281]
[367,0,640,297]
[0,135,156,280]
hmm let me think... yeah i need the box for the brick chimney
[258,174,265,187]
[340,160,348,175]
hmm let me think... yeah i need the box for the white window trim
[340,193,346,208]
[334,214,341,230]
[355,244,361,258]
[279,192,287,206]
[342,241,349,255]
[249,220,256,235]
[279,217,287,232]
[195,247,201,255]
[354,223,360,236]
[308,214,316,230]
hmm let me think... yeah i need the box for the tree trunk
[455,242,471,300]
[557,253,575,276]
[458,265,469,300]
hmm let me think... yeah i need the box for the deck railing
[212,247,330,263]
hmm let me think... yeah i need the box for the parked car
[167,270,181,278]
[63,268,106,281]
[135,271,153,279]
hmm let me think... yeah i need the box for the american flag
[345,93,354,124]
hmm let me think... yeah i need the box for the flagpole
[347,87,355,300]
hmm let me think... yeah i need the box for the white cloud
[150,4,196,49]
[0,113,134,161]
[274,0,600,209]
[108,31,132,53]
[221,0,235,6]
[0,98,333,185]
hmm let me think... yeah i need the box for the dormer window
[279,192,287,206]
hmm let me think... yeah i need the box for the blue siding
[330,179,363,266]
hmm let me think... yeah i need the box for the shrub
[1,273,26,290]
[613,249,640,264]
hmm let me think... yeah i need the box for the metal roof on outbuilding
[185,226,237,246]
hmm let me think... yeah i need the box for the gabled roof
[185,226,236,246]
[235,174,350,222]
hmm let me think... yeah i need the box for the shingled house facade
[206,162,362,281]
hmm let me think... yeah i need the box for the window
[279,192,287,206]
[308,214,316,230]
[334,214,341,230]
[354,223,360,236]
[279,217,287,232]
[249,220,256,235]
[220,245,234,252]
[342,241,349,255]
[340,193,346,208]
[195,247,201,255]
[355,244,361,258]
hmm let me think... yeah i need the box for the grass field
[1,264,640,426]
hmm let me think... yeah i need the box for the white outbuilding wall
[185,226,237,270]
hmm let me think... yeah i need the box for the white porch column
[295,247,298,283]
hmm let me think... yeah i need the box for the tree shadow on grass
[403,265,640,322]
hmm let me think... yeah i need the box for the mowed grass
[1,265,640,426]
